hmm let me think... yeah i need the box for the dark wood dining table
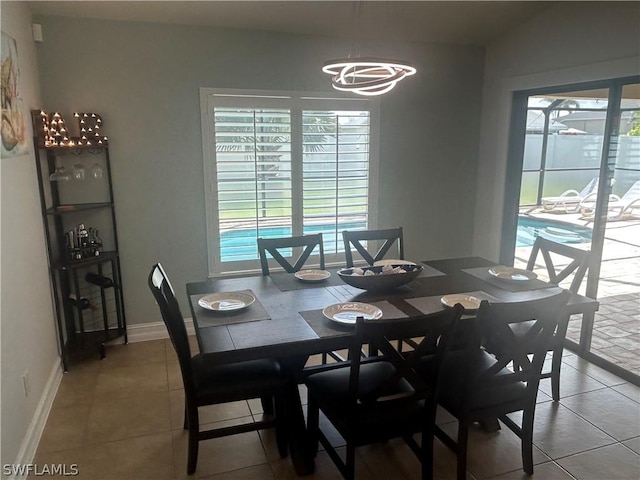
[186,256,599,475]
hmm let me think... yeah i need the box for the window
[201,89,380,275]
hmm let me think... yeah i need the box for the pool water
[517,216,592,247]
[220,222,366,262]
[220,217,590,261]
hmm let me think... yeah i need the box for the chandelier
[322,58,416,96]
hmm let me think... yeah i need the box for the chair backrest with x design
[467,291,571,405]
[526,236,590,294]
[342,227,404,267]
[347,306,463,410]
[257,233,325,275]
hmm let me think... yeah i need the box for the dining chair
[527,237,591,401]
[342,227,404,267]
[487,237,591,401]
[304,305,464,480]
[342,226,413,353]
[257,233,325,275]
[527,236,591,294]
[431,290,571,480]
[257,233,340,363]
[148,263,288,475]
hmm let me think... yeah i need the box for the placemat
[190,289,271,327]
[462,266,552,292]
[416,264,447,278]
[405,291,501,316]
[269,268,345,291]
[301,300,409,338]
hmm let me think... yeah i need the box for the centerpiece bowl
[337,264,423,291]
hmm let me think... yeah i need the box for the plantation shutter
[302,110,370,255]
[214,107,292,263]
[202,89,379,275]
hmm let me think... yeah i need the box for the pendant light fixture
[322,2,416,96]
[322,58,416,96]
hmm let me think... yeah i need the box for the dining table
[186,256,599,475]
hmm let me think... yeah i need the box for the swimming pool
[220,222,366,262]
[220,217,591,260]
[517,216,592,247]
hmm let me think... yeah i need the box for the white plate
[294,269,331,282]
[488,266,538,281]
[322,302,383,325]
[441,294,482,311]
[373,259,417,267]
[198,292,255,312]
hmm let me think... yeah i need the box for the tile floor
[32,339,640,480]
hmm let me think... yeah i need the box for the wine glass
[91,163,103,179]
[73,162,86,181]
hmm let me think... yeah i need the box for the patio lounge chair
[541,177,599,213]
[581,180,640,220]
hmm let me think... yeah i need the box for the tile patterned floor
[31,339,640,480]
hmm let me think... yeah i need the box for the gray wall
[32,16,485,326]
[1,1,60,468]
[474,1,640,260]
[3,0,638,468]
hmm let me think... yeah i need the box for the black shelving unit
[32,110,127,371]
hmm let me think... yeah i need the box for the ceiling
[25,1,556,47]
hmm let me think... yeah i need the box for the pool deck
[516,208,640,377]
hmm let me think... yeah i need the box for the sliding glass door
[590,83,640,373]
[504,77,640,383]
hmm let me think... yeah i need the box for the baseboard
[9,358,63,480]
[126,318,194,343]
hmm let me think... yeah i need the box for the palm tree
[214,109,338,218]
[215,110,336,156]
[539,98,580,119]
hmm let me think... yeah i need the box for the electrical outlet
[22,371,29,397]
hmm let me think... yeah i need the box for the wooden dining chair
[304,305,464,480]
[342,226,413,353]
[257,233,340,363]
[342,227,404,267]
[148,263,288,475]
[495,237,591,401]
[431,291,571,480]
[527,236,590,294]
[257,233,325,275]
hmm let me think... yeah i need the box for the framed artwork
[1,31,28,157]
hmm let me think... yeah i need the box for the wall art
[1,31,28,157]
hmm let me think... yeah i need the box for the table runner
[269,265,445,292]
[301,300,409,338]
[462,266,553,292]
[405,290,501,316]
[190,289,271,327]
[270,263,445,292]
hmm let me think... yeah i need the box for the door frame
[500,75,640,385]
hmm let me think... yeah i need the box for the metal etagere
[32,110,127,371]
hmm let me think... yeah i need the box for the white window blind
[201,89,379,275]
[302,110,370,255]
[215,107,293,263]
